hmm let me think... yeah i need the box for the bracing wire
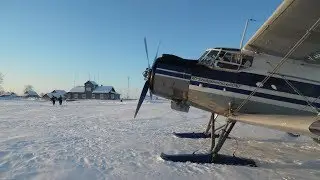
[266,62,319,114]
[234,17,320,114]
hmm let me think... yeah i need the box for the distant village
[0,80,121,101]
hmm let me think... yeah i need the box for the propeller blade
[153,41,161,62]
[134,80,150,118]
[144,37,150,68]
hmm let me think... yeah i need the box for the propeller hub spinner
[143,68,151,81]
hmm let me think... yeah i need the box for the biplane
[134,0,320,166]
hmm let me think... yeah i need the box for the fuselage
[149,49,320,117]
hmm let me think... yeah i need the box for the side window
[92,94,95,99]
[216,52,239,70]
[216,52,253,71]
[222,52,232,62]
[240,55,253,69]
[100,94,104,99]
[82,94,86,99]
[74,94,78,99]
[111,94,114,100]
[216,62,239,70]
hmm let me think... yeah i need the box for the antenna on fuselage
[240,18,256,49]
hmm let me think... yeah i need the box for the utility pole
[240,18,256,49]
[73,73,76,87]
[127,76,130,99]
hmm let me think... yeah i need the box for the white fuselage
[152,52,320,116]
[150,52,320,137]
[238,54,320,114]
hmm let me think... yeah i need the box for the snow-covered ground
[0,99,319,180]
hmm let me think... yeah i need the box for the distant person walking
[50,95,56,105]
[58,95,63,105]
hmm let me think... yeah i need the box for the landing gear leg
[210,113,216,151]
[204,113,214,135]
[212,120,236,155]
[174,113,219,139]
[161,114,256,166]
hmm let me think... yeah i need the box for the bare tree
[24,85,34,93]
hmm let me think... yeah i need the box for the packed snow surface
[0,99,319,179]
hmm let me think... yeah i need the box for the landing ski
[173,132,229,139]
[160,153,257,166]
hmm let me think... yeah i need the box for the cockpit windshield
[198,48,253,71]
[198,50,219,61]
[198,49,219,68]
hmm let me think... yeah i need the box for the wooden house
[67,81,120,100]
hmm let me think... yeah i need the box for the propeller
[144,37,153,100]
[153,41,161,66]
[134,37,161,118]
[134,80,150,118]
[149,41,161,100]
[144,37,150,68]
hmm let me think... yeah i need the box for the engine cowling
[151,55,195,102]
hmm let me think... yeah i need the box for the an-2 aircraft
[134,0,320,166]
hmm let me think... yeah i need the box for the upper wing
[243,0,320,62]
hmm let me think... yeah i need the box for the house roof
[0,92,17,97]
[92,86,115,94]
[2,92,16,96]
[86,80,98,86]
[24,90,39,96]
[69,86,85,93]
[52,90,67,94]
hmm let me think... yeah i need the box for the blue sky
[0,0,282,97]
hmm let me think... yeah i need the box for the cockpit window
[198,50,209,61]
[241,55,253,68]
[206,50,219,58]
[198,49,253,71]
[198,50,219,68]
[216,52,240,70]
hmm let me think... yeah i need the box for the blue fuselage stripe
[156,63,320,99]
[190,81,320,108]
[155,69,191,79]
[154,67,320,108]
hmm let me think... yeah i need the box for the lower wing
[228,114,319,138]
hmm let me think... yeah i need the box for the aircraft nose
[148,56,162,90]
[149,54,195,101]
[309,120,320,136]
